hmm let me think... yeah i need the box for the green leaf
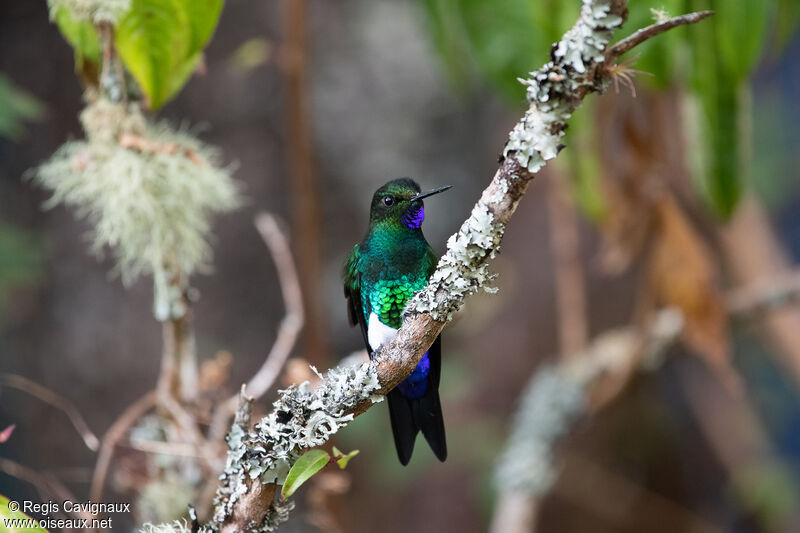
[115,0,224,109]
[52,7,102,68]
[281,450,330,499]
[0,494,50,533]
[685,0,757,218]
[714,0,773,81]
[332,446,360,469]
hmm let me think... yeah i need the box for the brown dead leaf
[648,195,740,392]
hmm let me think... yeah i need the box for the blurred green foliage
[0,75,45,317]
[0,225,43,317]
[420,0,800,219]
[52,0,225,110]
[0,75,45,142]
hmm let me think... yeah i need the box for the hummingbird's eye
[382,196,395,207]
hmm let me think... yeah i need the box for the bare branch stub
[606,10,714,60]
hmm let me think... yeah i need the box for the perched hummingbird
[343,178,451,465]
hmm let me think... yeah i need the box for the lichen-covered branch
[190,1,715,531]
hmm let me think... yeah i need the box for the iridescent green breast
[363,275,428,329]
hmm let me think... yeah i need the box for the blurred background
[1,0,800,532]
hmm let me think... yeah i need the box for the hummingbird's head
[370,178,452,229]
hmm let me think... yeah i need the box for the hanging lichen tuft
[33,98,239,320]
[48,0,131,25]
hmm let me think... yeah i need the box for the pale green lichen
[504,0,624,172]
[207,361,382,532]
[48,0,130,24]
[409,201,503,321]
[32,99,239,320]
[487,177,510,204]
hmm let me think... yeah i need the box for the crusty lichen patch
[207,362,382,532]
[408,201,504,322]
[504,0,624,172]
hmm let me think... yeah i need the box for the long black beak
[410,185,452,202]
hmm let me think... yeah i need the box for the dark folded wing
[345,283,372,355]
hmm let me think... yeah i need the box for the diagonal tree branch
[191,2,713,532]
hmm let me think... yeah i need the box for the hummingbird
[343,178,451,465]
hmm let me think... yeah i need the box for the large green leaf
[0,494,50,533]
[714,0,773,81]
[685,0,775,218]
[281,450,330,499]
[115,0,224,109]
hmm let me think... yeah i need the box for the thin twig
[89,391,156,502]
[0,457,94,525]
[606,10,714,60]
[0,373,99,451]
[239,214,304,402]
[208,213,304,443]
